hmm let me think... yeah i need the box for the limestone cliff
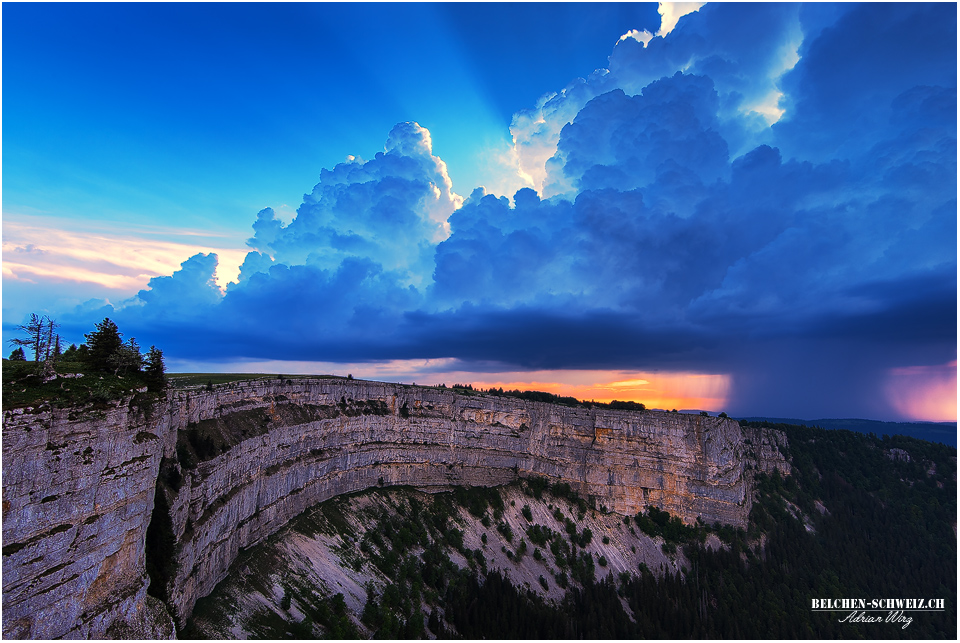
[2,377,788,637]
[2,395,175,639]
[741,425,792,477]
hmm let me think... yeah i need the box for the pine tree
[62,343,79,361]
[41,317,60,362]
[144,346,167,392]
[109,337,143,375]
[83,318,123,373]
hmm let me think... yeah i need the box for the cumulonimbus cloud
[238,121,462,290]
[55,3,956,420]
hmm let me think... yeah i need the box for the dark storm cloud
[775,2,957,161]
[63,3,955,419]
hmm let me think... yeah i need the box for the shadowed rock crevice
[145,477,176,605]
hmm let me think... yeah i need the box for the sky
[2,2,956,422]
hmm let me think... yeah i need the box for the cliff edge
[2,377,788,637]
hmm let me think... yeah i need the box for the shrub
[445,527,464,549]
[526,524,550,547]
[579,527,593,547]
[526,476,548,500]
[516,539,527,559]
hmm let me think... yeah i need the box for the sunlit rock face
[3,378,786,635]
[158,379,757,624]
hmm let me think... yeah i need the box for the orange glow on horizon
[468,372,731,412]
[885,360,957,422]
[168,359,733,413]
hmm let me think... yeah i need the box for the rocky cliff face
[2,377,787,637]
[1,395,175,639]
[741,425,791,477]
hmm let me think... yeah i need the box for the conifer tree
[144,346,167,391]
[83,318,123,373]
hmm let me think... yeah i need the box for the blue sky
[3,3,956,422]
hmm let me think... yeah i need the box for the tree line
[8,315,166,391]
[360,426,955,639]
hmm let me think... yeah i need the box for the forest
[433,424,957,638]
[185,421,955,639]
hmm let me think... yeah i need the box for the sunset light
[2,3,955,639]
[464,371,731,412]
[3,1,955,426]
[885,361,957,422]
[2,218,246,291]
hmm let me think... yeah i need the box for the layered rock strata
[3,377,786,636]
[741,425,792,477]
[1,396,175,639]
[159,379,752,624]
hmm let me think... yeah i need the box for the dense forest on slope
[185,423,955,639]
[739,417,957,447]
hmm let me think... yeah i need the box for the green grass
[1,361,353,410]
[166,373,273,387]
[166,372,342,388]
[2,359,158,410]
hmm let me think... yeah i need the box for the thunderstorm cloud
[59,3,956,419]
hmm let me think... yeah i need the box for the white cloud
[508,74,612,196]
[746,90,786,125]
[657,2,706,37]
[619,29,654,47]
[740,28,802,125]
[1,217,247,291]
[242,122,462,289]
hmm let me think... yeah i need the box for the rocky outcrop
[2,396,175,639]
[3,377,788,637]
[741,425,791,477]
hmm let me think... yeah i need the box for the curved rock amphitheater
[2,377,788,638]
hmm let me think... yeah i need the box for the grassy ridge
[2,359,156,409]
[166,373,343,388]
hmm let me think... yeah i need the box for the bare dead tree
[9,313,49,362]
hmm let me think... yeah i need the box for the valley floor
[182,424,956,639]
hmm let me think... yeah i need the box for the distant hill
[737,416,957,447]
